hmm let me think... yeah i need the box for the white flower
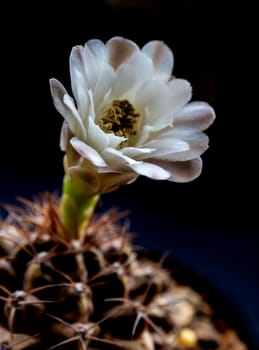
[50,36,215,195]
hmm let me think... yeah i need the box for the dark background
[1,1,258,348]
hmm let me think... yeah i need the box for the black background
[1,1,258,348]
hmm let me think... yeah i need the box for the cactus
[0,194,248,349]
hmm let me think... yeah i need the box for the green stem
[60,175,99,241]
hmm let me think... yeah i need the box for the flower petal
[142,124,209,161]
[49,78,86,139]
[92,66,115,109]
[121,147,154,159]
[102,147,139,169]
[87,39,116,106]
[143,137,190,158]
[87,116,109,150]
[167,78,192,114]
[70,137,107,167]
[134,80,172,128]
[69,47,90,118]
[174,101,216,130]
[87,39,108,63]
[60,122,70,151]
[173,101,216,130]
[107,36,139,70]
[142,40,174,80]
[149,157,203,182]
[87,116,125,151]
[169,134,209,161]
[111,52,153,98]
[131,162,171,180]
[71,40,106,90]
[135,78,192,133]
[152,134,209,161]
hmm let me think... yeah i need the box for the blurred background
[1,1,258,348]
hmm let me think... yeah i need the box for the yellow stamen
[98,100,140,147]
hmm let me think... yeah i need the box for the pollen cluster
[98,100,140,147]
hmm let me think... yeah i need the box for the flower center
[98,100,140,147]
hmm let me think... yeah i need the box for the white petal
[167,134,209,161]
[167,78,192,114]
[107,133,127,149]
[92,65,115,108]
[71,42,101,90]
[107,36,139,70]
[49,79,86,139]
[87,39,116,106]
[149,135,208,162]
[102,147,139,169]
[142,40,174,80]
[121,147,154,159]
[87,39,108,63]
[143,124,209,161]
[87,89,96,122]
[88,117,124,151]
[149,158,203,182]
[70,137,107,167]
[71,40,115,118]
[94,87,112,119]
[63,94,87,138]
[173,101,216,130]
[135,125,155,147]
[131,162,171,180]
[135,79,191,132]
[60,122,70,151]
[134,80,172,128]
[143,138,190,158]
[111,52,153,98]
[87,116,109,150]
[69,47,90,118]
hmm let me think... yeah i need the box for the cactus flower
[49,36,215,238]
[50,36,215,195]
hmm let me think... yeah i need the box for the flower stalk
[60,174,99,241]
